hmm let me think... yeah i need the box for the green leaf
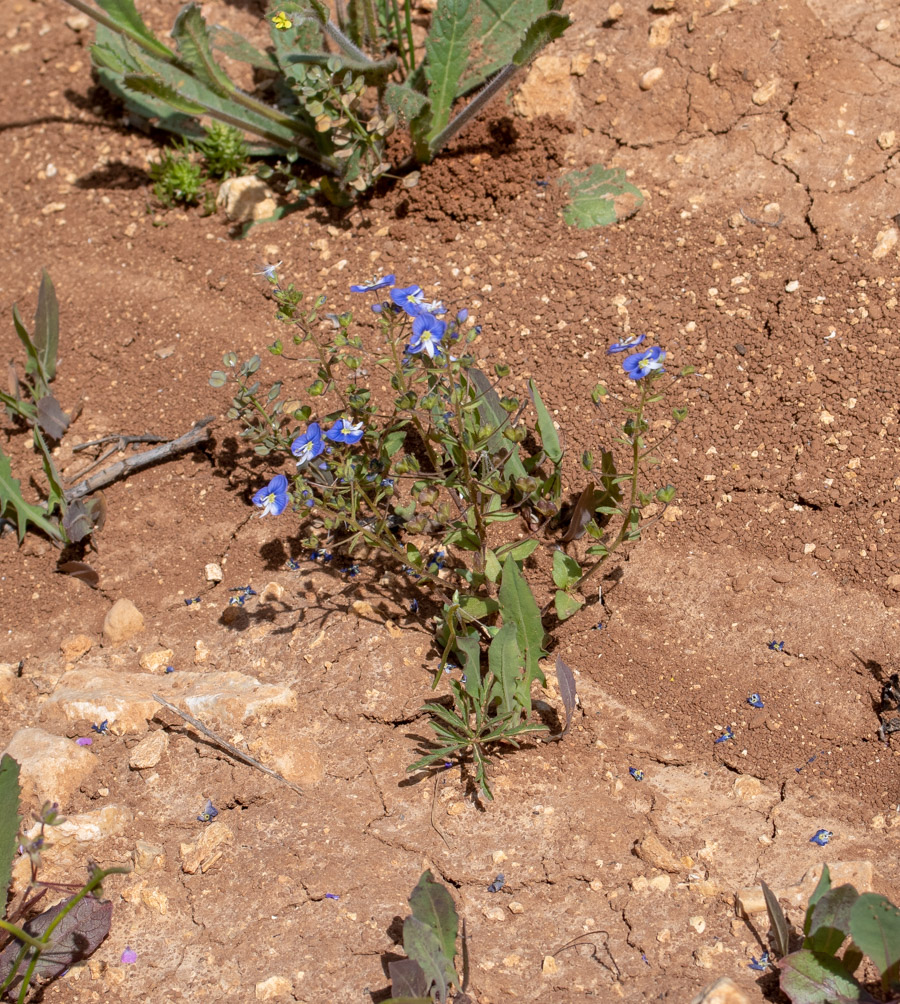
[94,0,176,59]
[408,870,459,971]
[487,621,523,718]
[495,538,539,563]
[402,917,449,1004]
[498,556,546,690]
[554,590,582,621]
[558,164,644,228]
[0,449,64,543]
[510,11,570,67]
[551,550,581,590]
[12,304,48,397]
[804,864,833,936]
[122,73,208,115]
[761,879,791,959]
[33,270,59,383]
[779,950,878,1003]
[458,594,500,620]
[849,893,900,978]
[384,81,429,122]
[209,371,228,388]
[0,754,21,917]
[423,0,475,144]
[453,628,483,704]
[805,886,859,957]
[528,380,562,463]
[171,4,235,98]
[34,426,66,522]
[271,15,326,87]
[458,0,548,92]
[209,25,277,70]
[484,549,502,583]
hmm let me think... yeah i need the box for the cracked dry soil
[2,0,900,1001]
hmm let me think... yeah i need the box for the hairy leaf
[94,0,175,59]
[209,25,277,70]
[510,11,570,67]
[171,4,235,98]
[849,893,900,978]
[779,950,877,1004]
[423,0,475,143]
[271,15,325,88]
[33,270,59,383]
[0,896,113,993]
[384,81,429,123]
[123,73,208,115]
[558,164,644,228]
[0,450,63,543]
[459,0,548,93]
[0,754,21,918]
[805,885,858,956]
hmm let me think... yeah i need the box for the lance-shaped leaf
[554,654,577,736]
[761,879,791,959]
[487,622,523,718]
[123,73,208,115]
[528,379,562,462]
[0,754,21,916]
[36,394,69,441]
[12,306,49,399]
[33,270,59,383]
[94,0,176,59]
[171,4,236,98]
[423,0,475,143]
[0,450,64,543]
[498,556,546,689]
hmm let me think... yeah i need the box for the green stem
[0,920,46,952]
[401,0,416,74]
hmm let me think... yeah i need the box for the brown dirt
[2,0,900,1001]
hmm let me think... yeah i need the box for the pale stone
[514,55,579,119]
[3,728,97,807]
[732,776,762,800]
[60,634,92,663]
[102,598,145,644]
[751,79,778,105]
[0,663,16,697]
[508,901,525,914]
[194,640,210,664]
[887,574,900,591]
[872,227,898,260]
[634,833,682,873]
[121,879,168,915]
[570,51,592,76]
[129,731,168,770]
[139,649,174,672]
[492,850,508,864]
[689,915,707,933]
[65,13,90,30]
[216,176,277,223]
[260,581,284,602]
[133,839,165,872]
[694,941,724,968]
[607,2,624,19]
[205,562,224,582]
[255,975,293,1000]
[351,599,375,618]
[541,955,559,975]
[785,279,800,292]
[484,906,506,922]
[248,731,323,787]
[632,875,649,892]
[648,874,671,892]
[877,130,896,150]
[690,977,752,1004]
[42,666,296,733]
[640,67,664,90]
[648,14,677,47]
[180,820,233,874]
[736,860,875,915]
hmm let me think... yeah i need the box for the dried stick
[64,416,214,501]
[152,693,304,797]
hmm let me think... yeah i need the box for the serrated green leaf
[94,0,176,59]
[0,449,64,543]
[384,81,429,122]
[779,949,877,1003]
[33,270,59,382]
[458,0,548,93]
[423,0,475,143]
[487,621,522,718]
[558,164,644,229]
[0,754,21,918]
[123,73,208,115]
[511,11,570,67]
[849,893,900,978]
[528,380,562,462]
[498,555,546,691]
[209,24,277,70]
[171,4,235,98]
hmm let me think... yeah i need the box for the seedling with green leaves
[58,0,570,199]
[0,755,128,1003]
[214,270,689,798]
[761,866,900,1003]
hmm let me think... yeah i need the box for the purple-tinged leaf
[779,950,878,1003]
[805,884,858,956]
[388,958,428,998]
[57,560,100,588]
[555,655,577,738]
[408,870,458,970]
[36,394,69,441]
[761,879,791,958]
[561,484,597,543]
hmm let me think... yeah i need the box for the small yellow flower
[272,10,293,30]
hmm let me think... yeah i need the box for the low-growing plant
[0,754,127,1002]
[384,870,464,1004]
[197,122,249,180]
[58,0,571,200]
[212,269,689,796]
[761,866,900,1003]
[149,142,204,206]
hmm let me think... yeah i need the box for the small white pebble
[785,280,800,292]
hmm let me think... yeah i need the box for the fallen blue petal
[629,767,644,781]
[325,893,340,900]
[121,947,137,964]
[487,874,505,893]
[810,829,832,846]
[197,798,219,823]
[747,693,764,709]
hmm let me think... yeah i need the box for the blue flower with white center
[748,952,771,971]
[197,798,218,823]
[252,473,289,517]
[390,284,427,316]
[421,298,446,315]
[254,261,281,280]
[325,417,365,445]
[810,829,832,846]
[291,423,325,467]
[408,313,446,359]
[350,273,395,293]
[608,333,646,354]
[623,346,666,380]
[747,693,764,709]
[629,767,644,781]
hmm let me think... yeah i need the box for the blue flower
[748,952,771,971]
[608,333,646,354]
[623,346,666,380]
[487,874,505,893]
[629,767,644,781]
[408,313,446,359]
[252,474,289,517]
[768,640,785,652]
[747,693,764,709]
[91,720,110,735]
[457,308,468,323]
[422,298,446,315]
[325,418,365,445]
[350,273,395,293]
[714,726,734,743]
[291,423,325,467]
[254,261,281,280]
[390,284,426,316]
[810,829,832,846]
[325,892,340,900]
[197,798,218,823]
